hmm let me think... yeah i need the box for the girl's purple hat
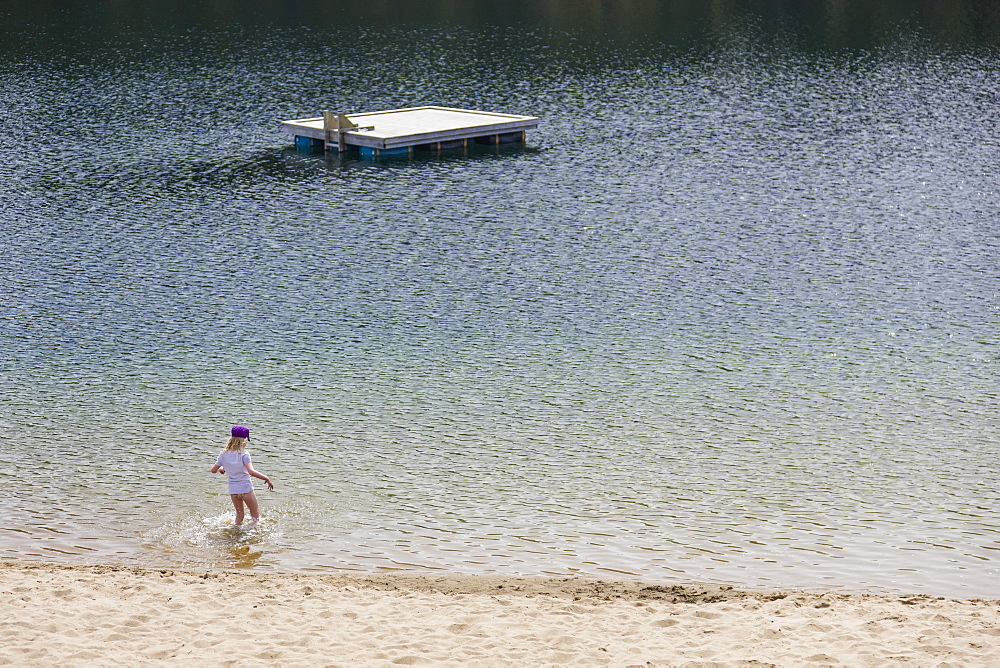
[231,425,250,439]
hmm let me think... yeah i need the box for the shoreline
[3,561,1000,665]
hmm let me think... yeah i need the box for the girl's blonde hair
[223,436,248,452]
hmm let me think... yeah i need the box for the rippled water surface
[1,1,998,597]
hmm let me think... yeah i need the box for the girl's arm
[246,463,274,491]
[210,464,226,474]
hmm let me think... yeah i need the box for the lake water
[1,1,998,598]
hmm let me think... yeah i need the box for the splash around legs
[230,491,261,526]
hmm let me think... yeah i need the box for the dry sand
[2,561,998,666]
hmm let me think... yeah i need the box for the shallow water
[1,1,998,597]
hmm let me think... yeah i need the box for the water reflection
[143,514,275,570]
[281,142,536,170]
[2,0,998,52]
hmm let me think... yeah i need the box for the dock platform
[282,106,539,158]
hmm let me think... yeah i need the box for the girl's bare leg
[231,494,246,525]
[243,491,261,522]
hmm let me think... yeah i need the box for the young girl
[211,425,274,525]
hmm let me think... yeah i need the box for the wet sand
[2,561,998,666]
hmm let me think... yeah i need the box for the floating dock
[281,105,539,158]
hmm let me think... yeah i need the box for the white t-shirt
[215,449,253,494]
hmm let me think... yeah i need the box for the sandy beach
[1,562,998,666]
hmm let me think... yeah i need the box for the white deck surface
[282,106,538,149]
